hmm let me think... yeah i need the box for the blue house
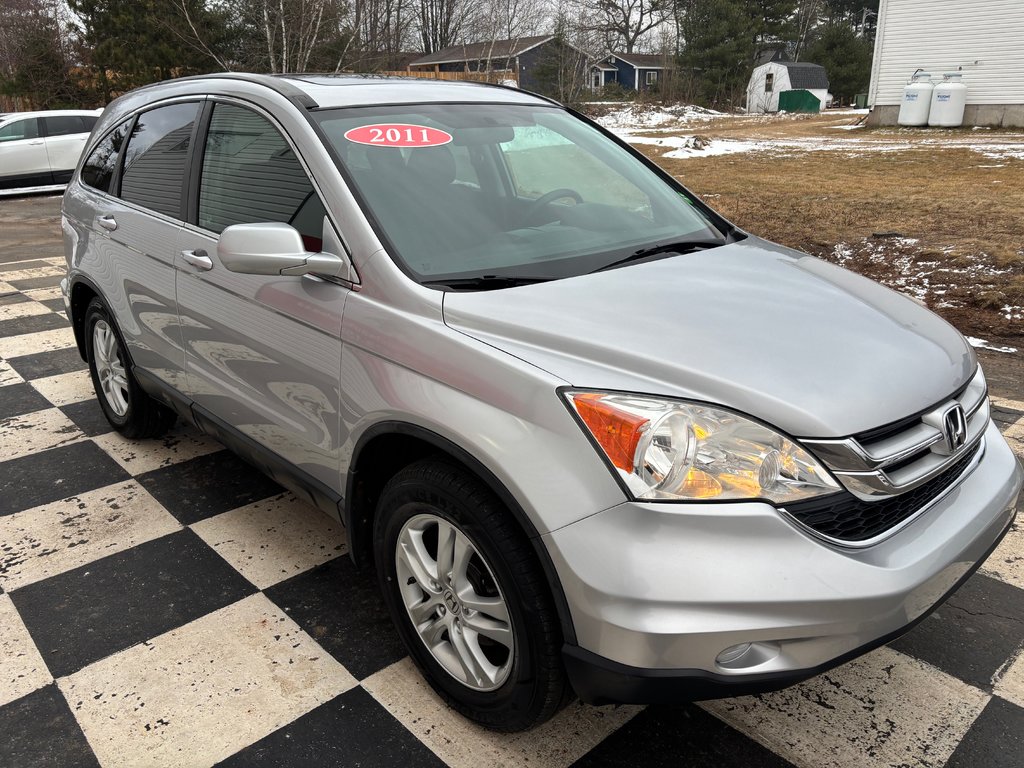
[591,52,673,92]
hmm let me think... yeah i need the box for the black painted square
[215,686,444,768]
[8,274,64,291]
[264,556,405,681]
[0,441,128,517]
[59,399,113,438]
[0,382,51,420]
[137,450,282,525]
[0,311,68,338]
[0,685,100,768]
[40,298,67,314]
[10,529,256,678]
[571,704,795,768]
[889,572,1024,691]
[0,259,53,273]
[946,696,1024,768]
[0,292,31,306]
[7,347,86,380]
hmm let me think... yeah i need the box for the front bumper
[545,420,1021,704]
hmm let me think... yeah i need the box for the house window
[765,72,774,93]
[593,72,602,89]
[646,71,658,85]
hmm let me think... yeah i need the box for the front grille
[784,441,981,542]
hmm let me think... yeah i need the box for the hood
[442,238,975,438]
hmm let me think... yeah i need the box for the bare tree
[416,0,472,54]
[792,0,823,60]
[582,0,671,54]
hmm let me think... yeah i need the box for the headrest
[405,145,456,186]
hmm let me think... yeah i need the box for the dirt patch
[616,114,1024,349]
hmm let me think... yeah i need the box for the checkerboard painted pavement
[2,224,1023,768]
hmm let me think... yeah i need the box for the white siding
[746,63,791,113]
[869,0,1024,106]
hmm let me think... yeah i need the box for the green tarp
[778,89,821,113]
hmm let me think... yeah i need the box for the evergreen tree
[677,0,756,108]
[806,22,872,104]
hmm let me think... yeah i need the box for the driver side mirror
[217,221,352,280]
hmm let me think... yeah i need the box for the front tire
[84,298,176,439]
[374,459,567,731]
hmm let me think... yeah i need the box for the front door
[42,114,92,182]
[175,101,347,495]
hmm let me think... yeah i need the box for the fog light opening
[715,640,781,671]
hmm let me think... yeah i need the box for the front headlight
[565,391,840,503]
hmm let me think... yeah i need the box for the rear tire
[374,459,567,731]
[84,297,176,439]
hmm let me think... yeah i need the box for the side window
[0,118,39,142]
[199,103,325,250]
[120,102,199,219]
[81,120,130,193]
[43,115,85,137]
[81,116,99,132]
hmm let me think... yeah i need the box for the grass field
[591,105,1024,348]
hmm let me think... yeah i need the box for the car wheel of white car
[375,459,568,731]
[84,297,176,439]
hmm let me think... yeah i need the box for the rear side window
[198,103,324,250]
[82,116,99,132]
[81,120,130,193]
[0,118,39,142]
[120,102,199,219]
[43,115,86,136]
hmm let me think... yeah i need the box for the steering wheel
[522,187,584,225]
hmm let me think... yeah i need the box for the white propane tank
[929,72,968,127]
[898,71,934,126]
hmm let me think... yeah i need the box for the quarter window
[81,120,130,193]
[198,103,325,250]
[0,118,39,142]
[120,102,199,219]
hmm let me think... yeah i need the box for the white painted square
[92,424,222,475]
[0,593,53,707]
[0,358,25,386]
[0,281,16,295]
[0,407,83,462]
[0,480,181,592]
[191,492,346,589]
[59,594,356,768]
[702,646,989,768]
[993,645,1024,709]
[0,327,76,359]
[22,286,64,302]
[0,300,50,322]
[362,657,641,768]
[1,265,65,282]
[29,369,94,407]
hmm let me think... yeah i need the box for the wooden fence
[377,70,518,85]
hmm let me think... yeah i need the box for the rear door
[77,101,202,390]
[175,100,347,495]
[41,114,92,182]
[0,117,50,188]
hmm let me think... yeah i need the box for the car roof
[150,72,556,110]
[0,109,102,122]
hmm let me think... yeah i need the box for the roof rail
[143,72,320,109]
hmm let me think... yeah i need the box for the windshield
[314,103,725,285]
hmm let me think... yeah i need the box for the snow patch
[966,337,1018,354]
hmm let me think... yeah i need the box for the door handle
[28,140,44,145]
[96,215,117,231]
[181,249,213,271]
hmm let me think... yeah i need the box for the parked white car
[0,109,101,195]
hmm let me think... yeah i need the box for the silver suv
[61,74,1021,731]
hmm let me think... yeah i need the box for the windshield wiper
[591,238,725,274]
[422,274,553,291]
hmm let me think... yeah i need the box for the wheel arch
[68,274,104,362]
[345,421,577,645]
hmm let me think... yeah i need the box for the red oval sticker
[344,123,453,148]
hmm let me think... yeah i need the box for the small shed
[747,61,830,113]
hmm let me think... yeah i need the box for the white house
[747,60,830,113]
[868,0,1024,127]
